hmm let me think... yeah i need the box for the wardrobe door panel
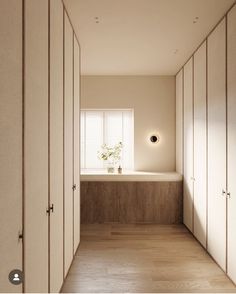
[207,18,226,271]
[64,12,74,276]
[73,36,81,253]
[193,41,207,248]
[176,70,183,175]
[50,0,64,291]
[24,0,49,292]
[227,5,236,284]
[183,58,194,232]
[0,1,23,292]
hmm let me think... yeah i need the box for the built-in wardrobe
[0,0,81,292]
[176,3,236,285]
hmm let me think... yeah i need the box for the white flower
[97,142,123,165]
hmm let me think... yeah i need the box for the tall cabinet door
[64,12,74,276]
[176,70,183,175]
[183,58,194,232]
[50,0,64,292]
[207,18,226,271]
[0,1,23,292]
[193,41,207,248]
[73,36,81,253]
[24,0,49,292]
[227,5,236,284]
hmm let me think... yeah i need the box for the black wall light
[150,135,159,143]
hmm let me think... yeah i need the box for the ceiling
[63,0,235,75]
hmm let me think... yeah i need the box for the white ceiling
[63,0,235,75]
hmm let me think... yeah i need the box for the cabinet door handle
[72,184,77,191]
[226,192,231,199]
[18,232,23,242]
[46,204,54,214]
[50,203,54,213]
[222,189,226,196]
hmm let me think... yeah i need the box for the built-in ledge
[81,170,182,182]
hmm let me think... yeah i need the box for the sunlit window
[81,109,134,170]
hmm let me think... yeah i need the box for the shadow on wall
[184,180,206,248]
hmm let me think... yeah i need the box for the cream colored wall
[81,75,176,172]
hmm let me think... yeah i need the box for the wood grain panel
[101,182,119,223]
[0,1,23,292]
[61,224,236,293]
[193,41,207,248]
[183,58,194,232]
[24,0,49,291]
[81,182,119,223]
[50,0,64,292]
[227,4,236,284]
[176,70,183,174]
[207,18,226,271]
[81,182,182,224]
[64,12,74,276]
[118,182,139,223]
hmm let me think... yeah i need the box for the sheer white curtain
[81,109,134,170]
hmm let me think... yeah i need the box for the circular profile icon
[8,269,23,285]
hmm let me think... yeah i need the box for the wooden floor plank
[61,224,236,293]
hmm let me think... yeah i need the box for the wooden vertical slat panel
[193,41,207,248]
[207,18,226,271]
[64,12,74,276]
[227,4,236,284]
[73,36,81,253]
[183,58,194,232]
[0,0,23,292]
[176,70,183,175]
[24,0,49,291]
[50,0,64,291]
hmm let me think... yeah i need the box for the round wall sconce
[150,134,160,144]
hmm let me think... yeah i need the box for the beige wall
[81,75,176,172]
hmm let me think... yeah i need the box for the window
[81,109,134,170]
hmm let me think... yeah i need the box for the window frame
[81,108,134,171]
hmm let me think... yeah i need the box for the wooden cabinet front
[81,181,183,224]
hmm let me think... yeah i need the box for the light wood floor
[61,224,236,293]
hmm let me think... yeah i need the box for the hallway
[62,224,236,293]
[2,1,236,292]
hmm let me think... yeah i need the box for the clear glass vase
[105,161,115,173]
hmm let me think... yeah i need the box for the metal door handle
[226,192,231,199]
[50,203,54,213]
[46,204,54,214]
[18,232,23,242]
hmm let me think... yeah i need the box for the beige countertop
[80,170,182,182]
